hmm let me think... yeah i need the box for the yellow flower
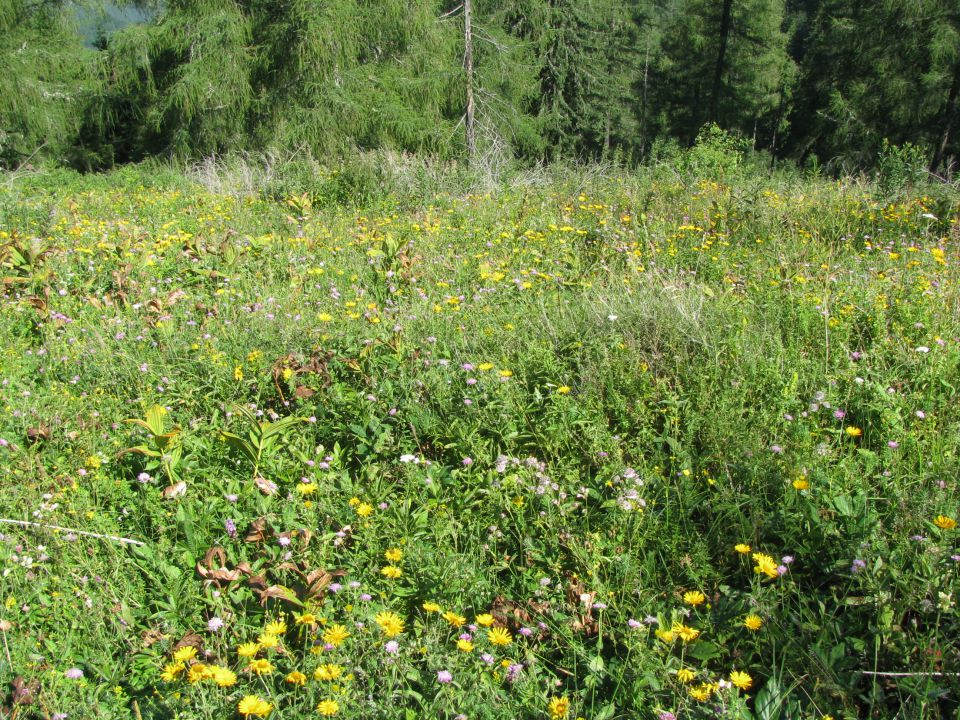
[683,590,706,606]
[475,613,494,627]
[385,548,403,562]
[381,565,402,579]
[676,667,696,683]
[296,612,318,627]
[557,386,571,394]
[375,611,405,637]
[238,695,272,718]
[160,662,185,682]
[743,615,763,631]
[488,627,512,646]
[355,502,374,517]
[845,426,862,438]
[752,552,779,579]
[443,610,466,627]
[187,663,209,683]
[477,362,494,371]
[314,664,343,681]
[672,623,700,642]
[233,365,244,382]
[257,633,280,649]
[237,642,260,658]
[422,601,441,613]
[246,658,274,675]
[286,671,307,685]
[689,683,713,702]
[297,482,318,495]
[730,670,753,690]
[734,543,752,554]
[172,646,197,663]
[792,477,810,490]
[211,666,237,687]
[933,515,957,530]
[457,639,474,652]
[655,629,675,643]
[323,624,350,646]
[316,699,340,716]
[498,369,513,377]
[548,696,570,719]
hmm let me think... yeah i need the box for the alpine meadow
[1,1,960,720]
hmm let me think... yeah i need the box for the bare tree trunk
[931,61,960,173]
[464,0,476,163]
[709,0,733,125]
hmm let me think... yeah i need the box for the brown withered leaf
[172,632,203,654]
[244,517,269,543]
[25,425,50,445]
[141,628,166,648]
[565,577,599,636]
[257,585,304,607]
[10,676,39,706]
[162,481,187,499]
[196,547,244,587]
[293,385,315,399]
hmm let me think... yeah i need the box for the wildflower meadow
[0,157,958,719]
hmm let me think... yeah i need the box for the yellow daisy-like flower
[296,482,318,495]
[172,646,197,663]
[683,590,706,606]
[557,386,571,395]
[655,629,675,643]
[237,642,260,658]
[375,611,405,637]
[548,695,570,719]
[323,624,350,646]
[744,615,763,631]
[734,543,752,554]
[257,633,280,649]
[689,683,714,702]
[676,667,696,683]
[314,664,343,681]
[488,627,512,646]
[456,639,474,652]
[730,670,753,690]
[443,611,467,627]
[792,477,810,490]
[246,658,274,675]
[385,548,403,562]
[355,502,374,517]
[316,699,340,716]
[233,366,244,382]
[933,515,957,530]
[187,663,210,684]
[263,620,287,635]
[422,601,441,613]
[475,613,494,627]
[238,695,272,718]
[498,369,513,378]
[381,565,402,579]
[752,552,780,579]
[286,670,307,686]
[477,362,494,371]
[296,612,318,626]
[160,662,185,682]
[845,426,862,438]
[211,666,237,687]
[672,623,700,642]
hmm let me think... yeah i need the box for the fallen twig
[0,519,145,546]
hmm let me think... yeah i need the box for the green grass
[0,159,958,720]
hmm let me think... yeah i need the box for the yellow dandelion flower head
[257,633,280,649]
[548,695,570,719]
[246,658,274,676]
[933,515,957,530]
[238,695,272,718]
[285,671,307,686]
[743,615,763,631]
[314,664,343,681]
[456,639,474,652]
[792,477,810,490]
[422,601,442,613]
[381,565,403,579]
[237,642,260,658]
[683,590,706,606]
[676,667,696,683]
[316,699,340,717]
[211,666,237,687]
[296,612,318,626]
[355,502,374,517]
[172,646,197,663]
[730,670,753,690]
[385,548,403,562]
[443,611,467,627]
[160,662,185,682]
[375,611,405,637]
[475,613,494,627]
[734,543,752,554]
[488,627,512,646]
[323,624,350,646]
[845,425,863,438]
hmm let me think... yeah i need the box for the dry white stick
[0,518,145,546]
